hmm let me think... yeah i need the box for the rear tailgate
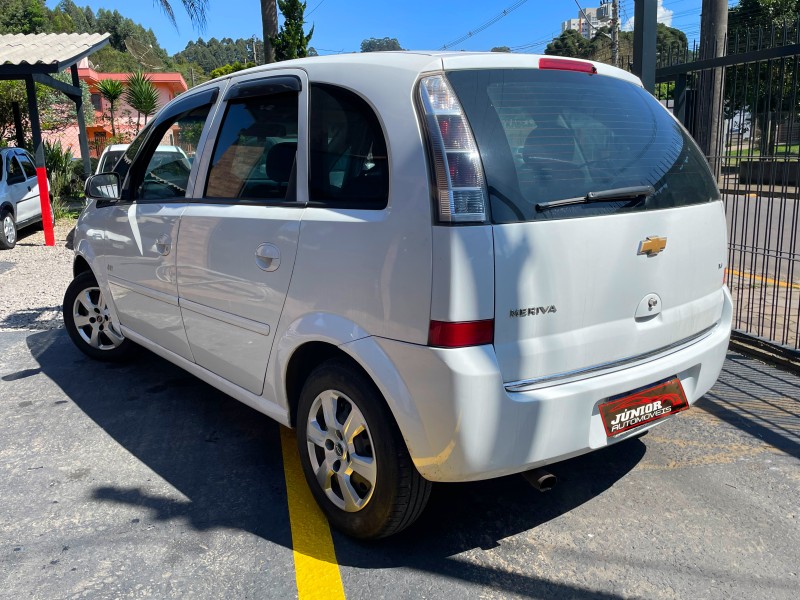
[493,202,727,383]
[446,61,727,385]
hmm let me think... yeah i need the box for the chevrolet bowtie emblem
[638,236,667,256]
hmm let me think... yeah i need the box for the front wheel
[63,271,133,361]
[0,209,16,249]
[296,360,431,539]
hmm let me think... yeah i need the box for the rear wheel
[296,360,431,539]
[63,271,133,361]
[0,209,16,249]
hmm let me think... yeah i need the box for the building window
[91,93,102,111]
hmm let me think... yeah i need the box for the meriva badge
[509,305,557,318]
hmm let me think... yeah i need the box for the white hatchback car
[0,148,47,249]
[66,52,732,539]
[95,143,190,175]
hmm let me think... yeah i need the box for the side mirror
[85,172,121,201]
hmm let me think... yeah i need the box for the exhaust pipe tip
[523,468,557,492]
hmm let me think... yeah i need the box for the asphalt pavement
[1,328,798,599]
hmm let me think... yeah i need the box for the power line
[440,0,531,50]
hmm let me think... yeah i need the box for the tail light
[429,319,494,348]
[419,75,488,223]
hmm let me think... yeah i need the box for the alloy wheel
[305,389,377,512]
[71,286,125,350]
[3,215,15,245]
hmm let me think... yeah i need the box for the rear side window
[205,91,299,202]
[17,153,37,178]
[446,69,719,223]
[5,155,25,184]
[309,84,388,210]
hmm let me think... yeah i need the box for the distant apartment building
[561,1,613,39]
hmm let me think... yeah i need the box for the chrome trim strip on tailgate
[504,324,719,393]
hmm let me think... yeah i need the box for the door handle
[155,234,171,256]
[255,243,281,272]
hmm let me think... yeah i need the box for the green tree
[491,46,512,53]
[544,29,591,58]
[209,61,256,79]
[729,0,800,32]
[174,37,263,73]
[270,0,314,61]
[360,37,403,52]
[0,0,48,34]
[57,0,92,33]
[725,1,800,154]
[125,71,159,134]
[96,79,125,137]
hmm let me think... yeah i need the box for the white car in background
[0,147,49,249]
[96,143,190,174]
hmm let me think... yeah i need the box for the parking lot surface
[1,328,798,599]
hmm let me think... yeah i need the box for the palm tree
[96,79,125,138]
[153,0,210,31]
[125,71,160,134]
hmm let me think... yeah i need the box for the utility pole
[611,0,619,68]
[632,0,657,93]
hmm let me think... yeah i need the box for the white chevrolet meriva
[65,52,732,539]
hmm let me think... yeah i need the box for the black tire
[0,209,17,249]
[63,270,134,361]
[296,359,432,539]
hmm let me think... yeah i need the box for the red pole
[36,167,54,246]
[25,75,55,246]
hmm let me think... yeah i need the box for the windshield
[446,69,720,223]
[98,150,125,173]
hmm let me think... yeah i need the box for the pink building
[46,58,188,159]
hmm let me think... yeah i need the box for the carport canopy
[0,32,110,246]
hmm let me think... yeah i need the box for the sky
[46,0,728,58]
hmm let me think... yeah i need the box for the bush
[44,140,84,203]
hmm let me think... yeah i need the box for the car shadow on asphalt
[26,329,645,599]
[697,351,800,458]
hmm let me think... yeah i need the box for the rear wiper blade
[535,185,655,212]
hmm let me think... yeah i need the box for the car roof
[191,51,642,90]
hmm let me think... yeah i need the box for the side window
[135,106,210,201]
[6,156,25,184]
[309,84,388,210]
[17,153,37,179]
[205,91,299,202]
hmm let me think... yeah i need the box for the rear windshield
[446,69,720,223]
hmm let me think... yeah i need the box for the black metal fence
[656,22,800,354]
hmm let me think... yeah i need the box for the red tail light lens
[429,319,494,348]
[539,58,597,74]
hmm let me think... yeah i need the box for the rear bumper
[368,287,732,482]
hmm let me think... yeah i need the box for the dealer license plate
[599,377,689,437]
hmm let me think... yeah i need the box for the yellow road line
[281,427,346,600]
[728,268,800,290]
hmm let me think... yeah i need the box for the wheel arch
[73,254,92,278]
[0,201,14,218]
[277,326,431,464]
[284,342,365,427]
